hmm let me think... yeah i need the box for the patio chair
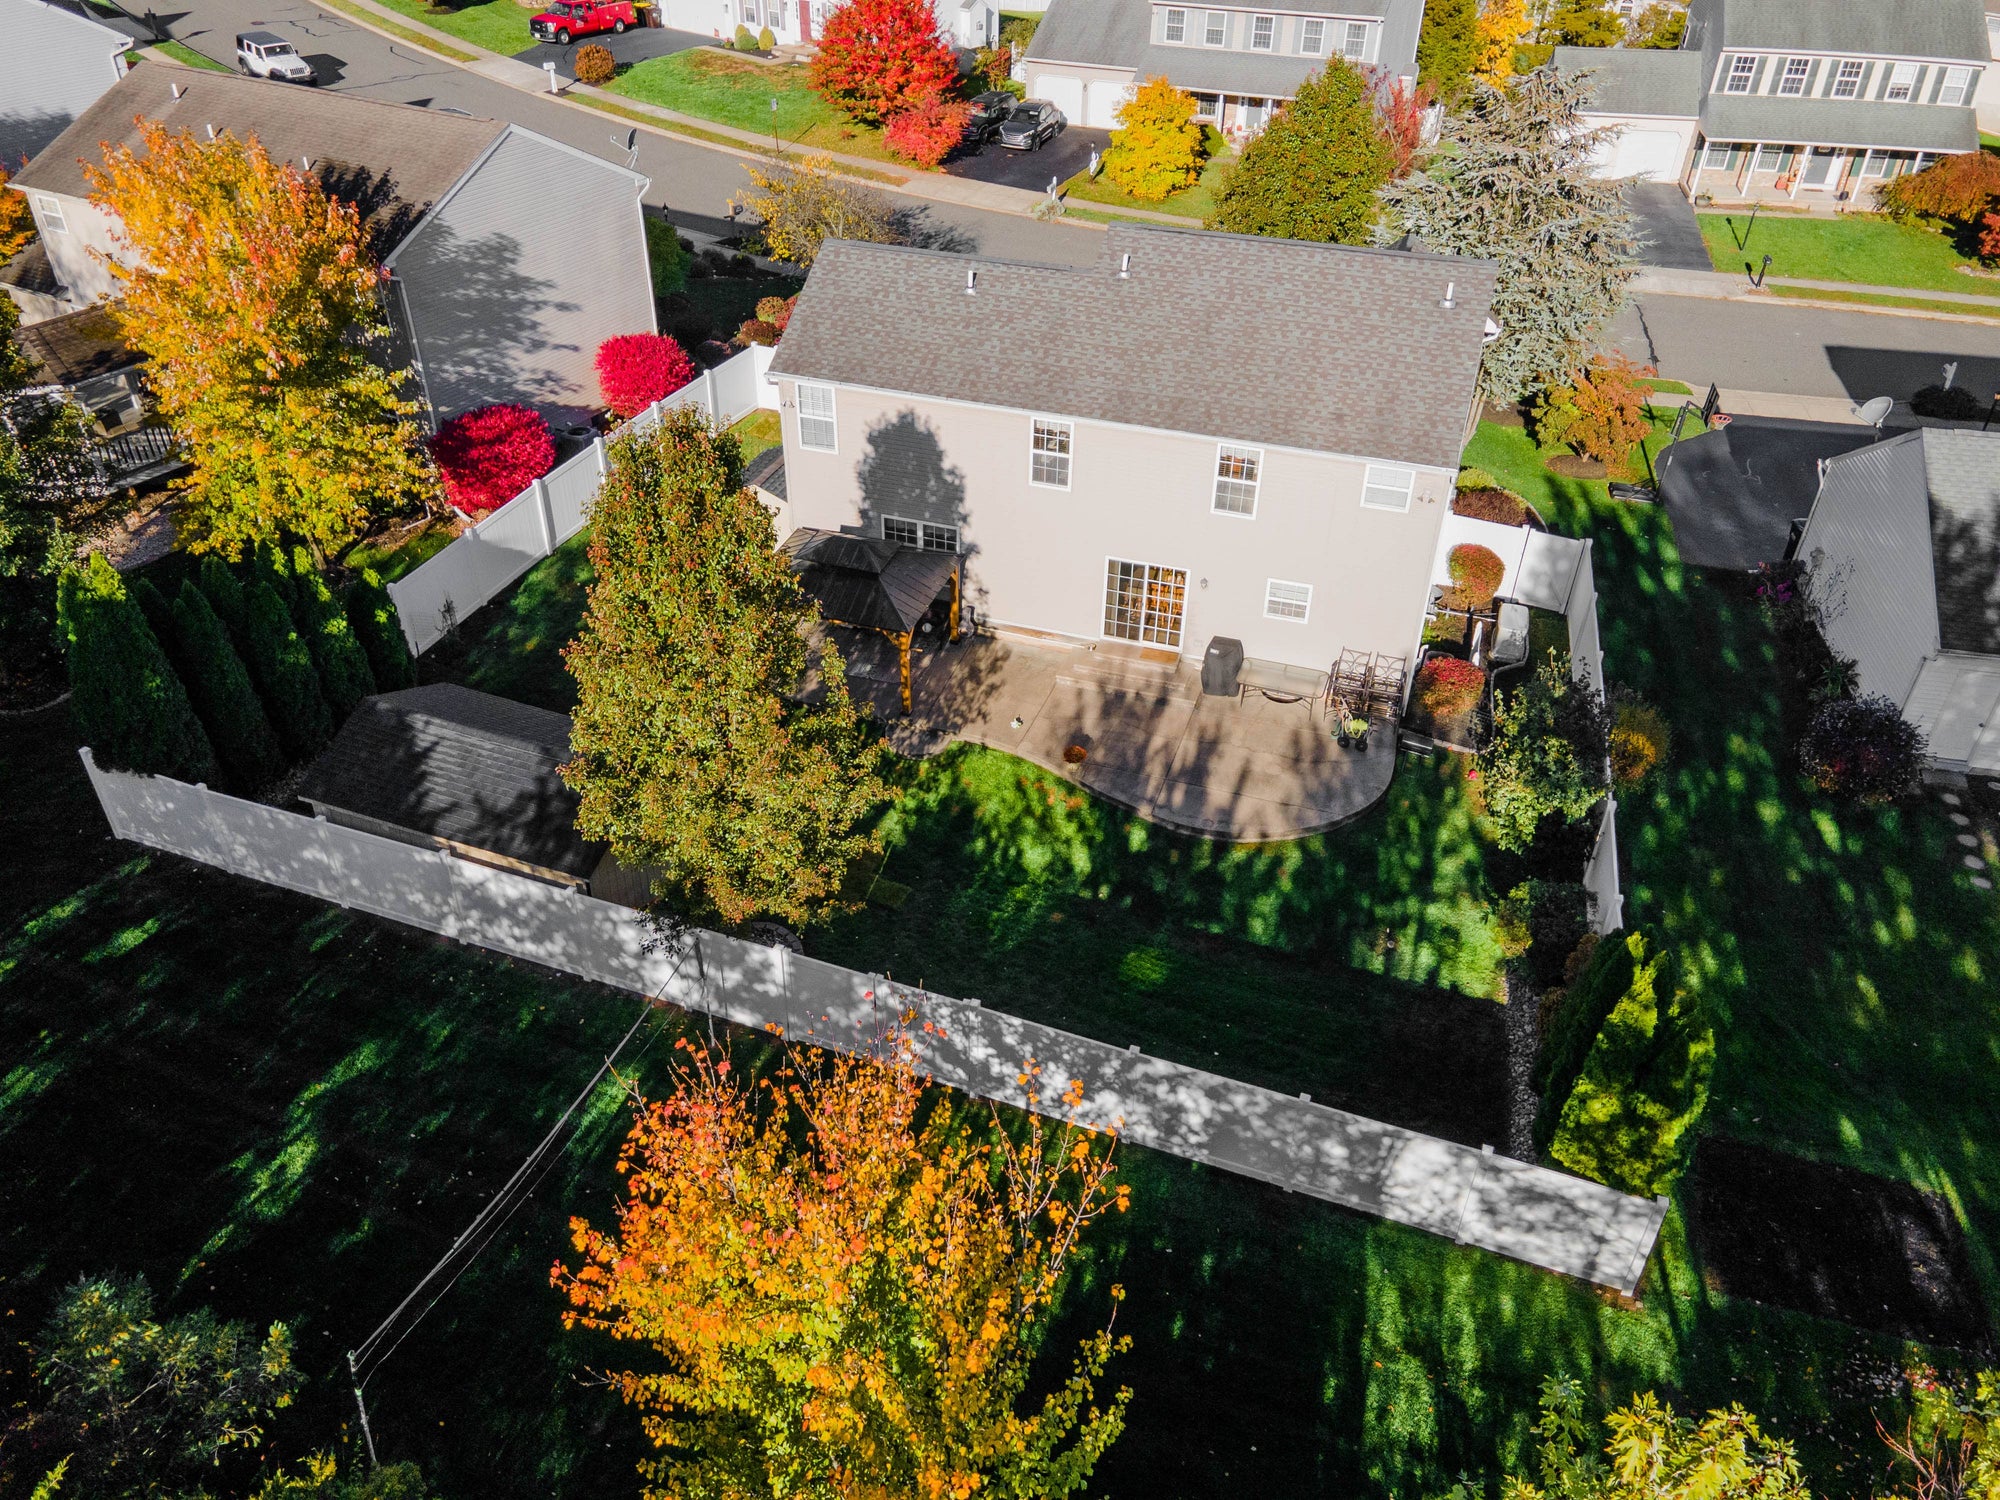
[1331,648,1372,718]
[1367,654,1406,717]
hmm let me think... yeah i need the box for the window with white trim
[1701,140,1733,170]
[1203,9,1224,44]
[1885,61,1917,100]
[1752,143,1786,172]
[883,516,959,551]
[1249,14,1274,49]
[1212,444,1261,515]
[1299,16,1323,53]
[1777,56,1809,95]
[1030,417,1072,488]
[796,381,836,450]
[1940,66,1973,105]
[1361,464,1415,512]
[1339,19,1368,58]
[1831,59,1864,98]
[1264,579,1311,622]
[1163,6,1185,41]
[1724,54,1755,93]
[35,195,66,234]
[1861,150,1894,177]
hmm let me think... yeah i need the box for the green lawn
[607,48,896,163]
[728,407,782,462]
[1769,283,2000,320]
[1697,211,1991,294]
[1063,133,1230,222]
[144,39,229,70]
[365,0,534,55]
[344,520,459,582]
[421,528,595,711]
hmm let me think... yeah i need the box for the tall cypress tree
[128,574,176,642]
[169,580,286,789]
[59,553,217,781]
[345,568,417,692]
[287,545,374,718]
[1416,0,1479,97]
[241,577,332,758]
[198,555,250,646]
[1207,63,1394,244]
[249,538,298,616]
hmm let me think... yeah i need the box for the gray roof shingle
[1022,0,1153,67]
[1127,44,1329,97]
[769,225,1497,472]
[295,684,600,879]
[1705,0,1989,60]
[1555,46,1705,117]
[1926,430,2000,657]
[12,63,504,254]
[1699,94,1979,151]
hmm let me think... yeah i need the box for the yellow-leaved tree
[0,162,36,261]
[1102,76,1206,202]
[553,1024,1134,1500]
[86,121,432,560]
[1474,0,1530,82]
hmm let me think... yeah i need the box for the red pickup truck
[528,0,637,42]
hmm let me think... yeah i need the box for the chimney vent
[1440,280,1456,310]
[206,122,217,140]
[1118,252,1131,278]
[965,267,977,295]
[302,156,314,172]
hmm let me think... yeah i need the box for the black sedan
[996,100,1065,151]
[959,90,1017,149]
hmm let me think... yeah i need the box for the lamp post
[771,95,779,150]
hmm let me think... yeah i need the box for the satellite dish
[1856,395,1895,433]
[623,127,638,152]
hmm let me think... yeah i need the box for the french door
[1103,558,1187,649]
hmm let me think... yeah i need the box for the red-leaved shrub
[883,95,974,168]
[735,318,781,347]
[1877,151,2000,224]
[1452,488,1533,526]
[1414,655,1486,721]
[595,333,698,419]
[429,403,556,519]
[756,294,797,332]
[1443,544,1506,612]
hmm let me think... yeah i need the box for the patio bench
[1236,657,1329,706]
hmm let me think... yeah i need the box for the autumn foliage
[1101,77,1205,202]
[1878,151,2000,225]
[595,333,698,419]
[1443,543,1506,612]
[1376,73,1436,178]
[1415,654,1485,719]
[808,0,959,123]
[85,120,431,559]
[0,162,34,262]
[1531,352,1656,477]
[553,1022,1133,1500]
[883,94,975,169]
[430,403,556,518]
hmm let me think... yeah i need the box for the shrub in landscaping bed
[1492,877,1588,988]
[596,332,698,419]
[1441,543,1505,612]
[1798,693,1926,804]
[1878,151,2000,227]
[241,577,331,758]
[733,22,758,47]
[1609,692,1670,786]
[289,545,376,719]
[345,568,417,692]
[1911,383,1985,421]
[167,579,285,790]
[645,215,691,297]
[573,42,615,83]
[758,24,775,46]
[197,556,249,646]
[1530,353,1654,478]
[735,318,780,347]
[59,554,217,781]
[250,538,299,614]
[1414,654,1485,720]
[883,95,973,169]
[430,403,557,520]
[1479,650,1609,852]
[1452,487,1534,526]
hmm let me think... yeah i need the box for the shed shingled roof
[294,684,600,878]
[768,225,1497,472]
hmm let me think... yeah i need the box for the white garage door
[1032,73,1084,120]
[1601,127,1686,182]
[1085,79,1133,128]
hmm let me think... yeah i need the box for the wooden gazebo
[780,528,962,714]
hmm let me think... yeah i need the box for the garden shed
[1795,429,2000,773]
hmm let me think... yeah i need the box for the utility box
[1202,636,1243,696]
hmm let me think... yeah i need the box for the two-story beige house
[765,225,1497,687]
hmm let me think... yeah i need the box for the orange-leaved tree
[86,120,432,560]
[553,1022,1134,1500]
[807,0,959,124]
[0,161,35,261]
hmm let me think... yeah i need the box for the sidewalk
[1635,265,2000,319]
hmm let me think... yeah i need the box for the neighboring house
[1563,0,1988,200]
[0,0,132,169]
[1976,5,2000,131]
[765,224,1497,688]
[1019,0,1423,134]
[652,0,994,51]
[6,65,653,424]
[1796,429,2000,775]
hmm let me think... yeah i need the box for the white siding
[386,126,652,423]
[0,0,131,167]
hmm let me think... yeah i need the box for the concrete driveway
[512,24,712,72]
[1624,181,1712,272]
[946,124,1109,192]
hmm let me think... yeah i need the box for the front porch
[824,629,1399,843]
[1684,141,1938,207]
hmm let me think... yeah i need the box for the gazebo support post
[897,632,913,714]
[948,564,962,643]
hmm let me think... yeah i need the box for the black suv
[959,90,1017,150]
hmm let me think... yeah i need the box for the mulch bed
[1690,1135,1990,1350]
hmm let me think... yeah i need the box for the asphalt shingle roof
[1025,0,1395,69]
[1127,44,1328,96]
[295,684,600,879]
[1708,0,1989,61]
[15,304,138,383]
[781,528,960,635]
[769,225,1497,472]
[1926,430,2000,657]
[1699,94,1979,152]
[12,63,504,253]
[1022,0,1153,67]
[1555,46,1705,117]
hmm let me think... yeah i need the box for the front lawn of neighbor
[1063,135,1232,222]
[607,49,898,163]
[363,0,535,53]
[1697,210,1994,294]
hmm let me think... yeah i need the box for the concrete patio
[826,628,1398,842]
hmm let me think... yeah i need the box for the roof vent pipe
[965,267,977,295]
[206,122,217,140]
[1118,252,1131,279]
[1440,280,1456,310]
[303,156,314,172]
[170,82,184,100]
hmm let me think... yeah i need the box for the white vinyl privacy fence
[388,344,779,655]
[79,749,1668,1295]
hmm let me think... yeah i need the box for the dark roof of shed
[12,63,505,254]
[770,225,1498,472]
[295,683,600,878]
[1922,430,2000,656]
[17,304,141,383]
[781,528,959,636]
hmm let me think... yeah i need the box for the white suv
[235,31,317,84]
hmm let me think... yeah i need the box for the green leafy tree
[1102,76,1206,202]
[1545,0,1622,46]
[644,214,689,296]
[1208,62,1394,243]
[200,554,252,644]
[1479,650,1610,851]
[1381,69,1638,401]
[6,1274,302,1500]
[1550,932,1713,1197]
[1417,0,1479,96]
[170,579,286,789]
[59,554,217,781]
[1877,1367,2000,1500]
[287,544,375,717]
[1496,1376,1809,1499]
[1532,928,1635,1148]
[1627,4,1686,48]
[242,576,332,758]
[562,409,888,926]
[344,568,417,691]
[251,1453,440,1499]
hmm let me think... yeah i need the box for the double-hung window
[1701,140,1733,170]
[1249,14,1274,49]
[1030,417,1072,488]
[1885,61,1917,100]
[796,381,836,450]
[1203,10,1224,44]
[35,195,66,234]
[1163,6,1186,41]
[1339,19,1368,58]
[1264,579,1311,622]
[1360,464,1414,512]
[1831,59,1864,98]
[1940,66,1973,106]
[883,517,959,552]
[1723,54,1755,93]
[1752,143,1785,172]
[1777,57,1809,95]
[1299,16,1324,53]
[1212,444,1261,516]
